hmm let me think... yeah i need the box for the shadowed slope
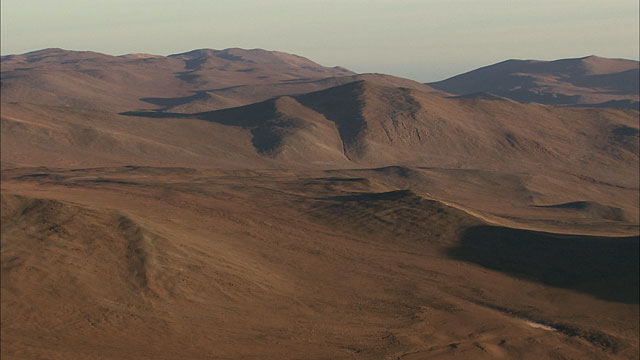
[448,226,639,304]
[0,102,281,169]
[123,79,639,189]
[193,95,348,162]
[306,188,639,304]
[148,73,446,113]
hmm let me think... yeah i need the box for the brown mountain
[154,73,448,113]
[0,48,446,114]
[120,80,638,181]
[427,56,639,109]
[0,48,354,111]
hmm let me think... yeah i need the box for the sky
[1,0,638,82]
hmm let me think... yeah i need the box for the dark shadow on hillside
[121,101,305,155]
[295,81,368,159]
[140,91,208,110]
[448,226,639,304]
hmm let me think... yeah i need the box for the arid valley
[1,48,639,359]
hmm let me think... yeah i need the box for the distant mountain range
[1,48,638,174]
[0,48,442,113]
[3,49,637,112]
[427,55,639,109]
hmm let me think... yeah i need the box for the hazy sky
[2,0,638,82]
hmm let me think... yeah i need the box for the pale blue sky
[2,0,638,81]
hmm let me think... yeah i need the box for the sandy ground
[2,166,637,359]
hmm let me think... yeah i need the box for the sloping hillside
[0,48,354,112]
[121,80,639,187]
[2,167,638,360]
[428,56,639,108]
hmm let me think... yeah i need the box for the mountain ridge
[0,47,355,112]
[428,55,639,108]
[117,79,638,185]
